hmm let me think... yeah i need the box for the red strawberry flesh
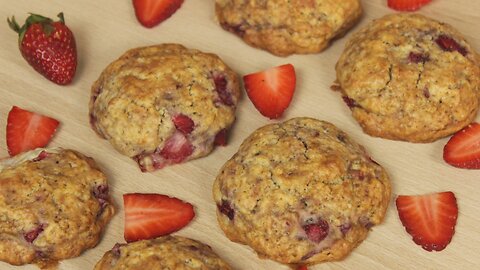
[443,123,480,169]
[159,131,194,163]
[172,114,194,134]
[214,73,234,106]
[123,193,195,242]
[7,106,60,156]
[214,129,228,146]
[435,35,467,56]
[24,224,45,243]
[387,0,432,11]
[243,64,296,119]
[132,0,184,28]
[303,219,329,243]
[396,192,458,251]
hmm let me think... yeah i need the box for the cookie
[213,118,391,266]
[89,44,240,172]
[335,13,480,142]
[215,0,362,56]
[94,235,232,270]
[0,148,115,267]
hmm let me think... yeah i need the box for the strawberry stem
[7,12,66,44]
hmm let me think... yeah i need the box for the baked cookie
[213,118,391,267]
[335,13,480,142]
[0,148,115,267]
[94,235,232,270]
[89,44,240,172]
[215,0,362,56]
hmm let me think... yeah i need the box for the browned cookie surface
[213,118,391,266]
[90,44,240,171]
[0,148,114,267]
[336,14,480,142]
[94,236,232,270]
[215,0,362,56]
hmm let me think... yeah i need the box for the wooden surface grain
[0,0,479,269]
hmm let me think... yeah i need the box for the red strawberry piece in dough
[123,193,195,242]
[8,13,77,85]
[7,106,60,156]
[443,123,480,169]
[214,73,234,106]
[214,129,228,146]
[303,219,329,243]
[243,64,296,119]
[387,0,432,11]
[172,114,194,134]
[159,131,194,163]
[297,266,308,270]
[24,224,45,243]
[408,52,429,63]
[396,192,458,251]
[435,35,467,56]
[132,0,184,28]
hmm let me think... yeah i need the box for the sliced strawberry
[172,114,194,134]
[443,123,480,169]
[387,0,432,11]
[243,64,296,119]
[396,192,458,251]
[123,193,195,242]
[159,131,194,163]
[6,106,60,156]
[132,0,184,28]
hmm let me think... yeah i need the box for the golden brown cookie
[213,118,391,267]
[0,148,115,267]
[335,14,480,142]
[89,44,240,172]
[94,236,232,270]
[215,0,362,56]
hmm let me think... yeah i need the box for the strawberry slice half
[132,0,184,28]
[243,64,296,119]
[443,123,480,169]
[124,193,195,242]
[6,106,60,156]
[396,192,458,252]
[387,0,432,11]
[172,114,194,134]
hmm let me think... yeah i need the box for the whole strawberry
[8,13,77,85]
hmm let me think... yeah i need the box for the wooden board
[1,0,479,269]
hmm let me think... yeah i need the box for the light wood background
[1,0,479,269]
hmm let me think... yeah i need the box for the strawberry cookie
[94,236,232,270]
[213,118,391,266]
[0,148,114,267]
[215,0,362,56]
[89,44,240,172]
[335,14,480,142]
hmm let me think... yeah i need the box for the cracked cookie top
[94,235,232,270]
[213,118,391,266]
[0,148,115,267]
[89,44,240,172]
[335,13,480,142]
[215,0,362,56]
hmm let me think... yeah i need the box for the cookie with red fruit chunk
[133,0,184,28]
[89,44,240,172]
[396,192,458,251]
[215,0,362,56]
[7,13,77,85]
[0,148,115,267]
[123,193,195,242]
[94,236,232,270]
[388,0,431,11]
[444,123,480,169]
[6,106,59,156]
[243,64,296,119]
[335,14,480,142]
[213,117,391,266]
